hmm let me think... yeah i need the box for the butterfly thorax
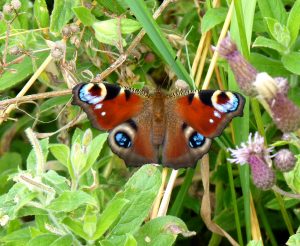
[151,91,166,145]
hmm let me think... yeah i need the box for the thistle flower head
[268,92,300,132]
[228,132,276,190]
[218,36,258,96]
[228,132,273,165]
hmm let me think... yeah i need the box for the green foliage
[0,0,300,245]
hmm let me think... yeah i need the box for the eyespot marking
[114,131,132,148]
[79,83,106,104]
[101,111,106,116]
[209,119,214,123]
[212,91,239,113]
[189,132,205,148]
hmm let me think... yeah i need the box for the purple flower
[218,36,258,96]
[228,133,275,190]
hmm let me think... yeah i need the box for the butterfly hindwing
[162,119,212,168]
[175,90,245,138]
[72,82,145,130]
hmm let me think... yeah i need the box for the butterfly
[72,82,245,169]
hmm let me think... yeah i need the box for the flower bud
[70,23,80,34]
[11,0,21,10]
[274,149,296,172]
[3,4,13,14]
[9,46,21,55]
[62,26,72,38]
[50,41,66,60]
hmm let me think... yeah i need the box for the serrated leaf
[282,52,300,75]
[73,6,96,26]
[50,0,80,33]
[92,198,128,240]
[201,7,227,33]
[134,216,190,245]
[252,36,285,53]
[0,52,49,92]
[106,165,161,244]
[47,191,98,212]
[34,0,50,28]
[287,0,300,46]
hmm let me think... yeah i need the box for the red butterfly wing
[72,82,145,130]
[175,90,245,138]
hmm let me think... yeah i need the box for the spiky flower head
[228,132,273,165]
[274,149,296,172]
[218,36,258,96]
[228,132,275,190]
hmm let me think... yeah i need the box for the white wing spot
[101,111,106,116]
[95,103,103,109]
[209,119,214,123]
[214,110,221,118]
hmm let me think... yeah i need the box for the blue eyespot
[114,132,132,148]
[189,132,205,148]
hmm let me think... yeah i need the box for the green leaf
[265,197,300,210]
[34,0,50,28]
[47,191,98,212]
[0,226,41,243]
[123,0,194,88]
[39,96,71,114]
[73,6,96,26]
[249,53,289,77]
[93,19,141,46]
[282,52,300,75]
[42,170,70,193]
[124,234,137,246]
[27,234,59,246]
[286,0,300,46]
[81,133,109,175]
[134,216,191,245]
[26,138,49,172]
[96,0,126,15]
[49,144,70,168]
[50,0,80,33]
[106,165,161,244]
[287,227,300,246]
[83,207,98,238]
[257,0,287,24]
[0,52,49,92]
[284,155,300,193]
[50,235,73,246]
[265,17,290,48]
[201,7,227,33]
[63,217,89,240]
[252,36,285,53]
[92,198,129,240]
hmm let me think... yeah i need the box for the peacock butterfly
[72,82,245,169]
